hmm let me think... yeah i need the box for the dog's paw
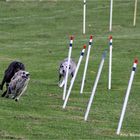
[58,80,65,88]
[1,92,6,97]
[5,94,9,98]
[58,83,63,88]
[15,98,19,102]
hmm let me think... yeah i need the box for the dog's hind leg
[0,78,5,90]
[1,83,9,97]
[0,84,2,90]
[5,86,12,98]
[1,90,7,97]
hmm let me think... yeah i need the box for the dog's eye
[60,65,63,68]
[23,72,25,74]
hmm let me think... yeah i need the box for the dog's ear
[21,63,25,70]
[59,64,64,72]
[17,62,25,70]
[60,64,63,68]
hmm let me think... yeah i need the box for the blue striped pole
[108,35,112,90]
[80,35,93,94]
[84,50,107,121]
[63,36,74,100]
[63,45,86,109]
[116,59,138,135]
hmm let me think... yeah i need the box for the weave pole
[133,0,138,26]
[108,35,113,90]
[83,0,86,34]
[63,45,86,109]
[63,36,74,100]
[109,0,113,31]
[84,51,107,121]
[116,59,138,135]
[80,35,93,94]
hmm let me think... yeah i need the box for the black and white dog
[58,58,76,87]
[5,70,30,101]
[0,61,25,97]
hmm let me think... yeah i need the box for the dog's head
[59,63,70,77]
[14,62,25,73]
[8,70,30,95]
[12,70,30,80]
[58,58,76,87]
[5,70,30,100]
[59,59,76,77]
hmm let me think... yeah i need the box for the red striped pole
[63,36,74,100]
[80,35,93,94]
[63,45,86,109]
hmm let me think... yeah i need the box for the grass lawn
[0,0,140,139]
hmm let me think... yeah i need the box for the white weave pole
[133,0,138,26]
[63,45,86,109]
[84,51,107,121]
[80,35,93,94]
[109,0,113,31]
[116,59,138,135]
[63,36,74,100]
[83,0,86,34]
[108,35,113,90]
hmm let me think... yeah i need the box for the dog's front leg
[59,79,65,87]
[15,85,27,101]
[59,74,62,82]
[58,74,66,88]
[58,74,65,87]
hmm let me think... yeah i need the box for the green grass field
[0,0,140,139]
